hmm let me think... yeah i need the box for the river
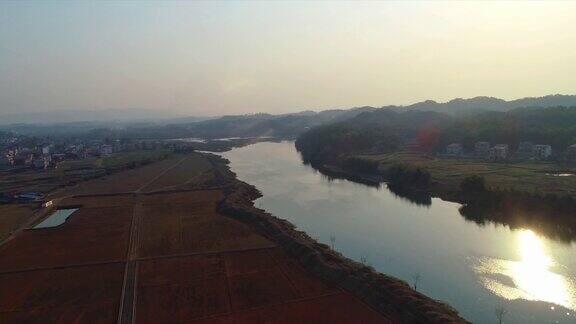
[221,141,576,323]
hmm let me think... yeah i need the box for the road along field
[0,152,402,323]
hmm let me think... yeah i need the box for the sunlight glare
[473,230,576,311]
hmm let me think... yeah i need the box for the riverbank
[300,151,576,243]
[354,151,576,198]
[209,153,469,323]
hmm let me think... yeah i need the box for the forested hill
[82,106,377,140]
[384,94,576,115]
[4,94,576,140]
[295,106,576,163]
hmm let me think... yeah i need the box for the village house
[474,142,490,157]
[489,144,509,162]
[567,144,576,162]
[446,143,464,156]
[533,144,552,160]
[101,144,113,156]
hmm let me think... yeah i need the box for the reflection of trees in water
[387,184,432,207]
[306,160,434,207]
[303,160,382,188]
[301,156,576,244]
[459,200,576,244]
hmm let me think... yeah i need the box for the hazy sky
[1,1,575,116]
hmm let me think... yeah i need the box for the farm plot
[138,254,226,287]
[140,189,223,206]
[197,292,390,324]
[136,273,231,323]
[0,303,118,324]
[179,211,274,254]
[133,247,385,323]
[0,206,132,272]
[140,154,212,192]
[68,157,181,195]
[228,267,299,311]
[138,191,273,258]
[223,248,336,312]
[0,262,124,324]
[59,194,134,209]
[0,204,36,242]
[266,248,340,298]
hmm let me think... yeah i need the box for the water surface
[222,141,576,323]
[33,209,78,229]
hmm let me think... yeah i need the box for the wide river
[221,141,576,323]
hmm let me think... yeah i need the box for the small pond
[33,209,78,229]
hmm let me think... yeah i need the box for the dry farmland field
[0,153,392,323]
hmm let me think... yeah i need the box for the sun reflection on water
[474,229,576,311]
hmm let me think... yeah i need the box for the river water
[221,141,576,323]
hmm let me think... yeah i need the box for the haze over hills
[2,94,575,139]
[385,94,576,115]
[0,108,192,125]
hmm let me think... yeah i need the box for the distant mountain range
[2,94,575,138]
[385,94,576,115]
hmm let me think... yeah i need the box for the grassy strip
[101,150,172,168]
[354,151,576,197]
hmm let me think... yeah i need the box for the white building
[446,143,464,156]
[566,144,576,162]
[533,145,552,160]
[101,145,113,156]
[489,144,509,162]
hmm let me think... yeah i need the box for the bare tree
[411,273,421,291]
[360,255,368,266]
[329,234,336,250]
[495,303,507,324]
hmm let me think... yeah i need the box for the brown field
[0,262,123,324]
[136,274,231,323]
[0,206,132,272]
[0,204,36,241]
[0,153,391,323]
[140,189,223,206]
[66,157,182,195]
[138,254,226,286]
[198,293,391,324]
[138,191,273,258]
[229,267,300,310]
[60,194,134,208]
[0,303,118,324]
[139,153,212,192]
[267,248,340,298]
[0,263,124,311]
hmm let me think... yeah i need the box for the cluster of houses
[0,140,114,170]
[445,141,576,163]
[0,136,196,171]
